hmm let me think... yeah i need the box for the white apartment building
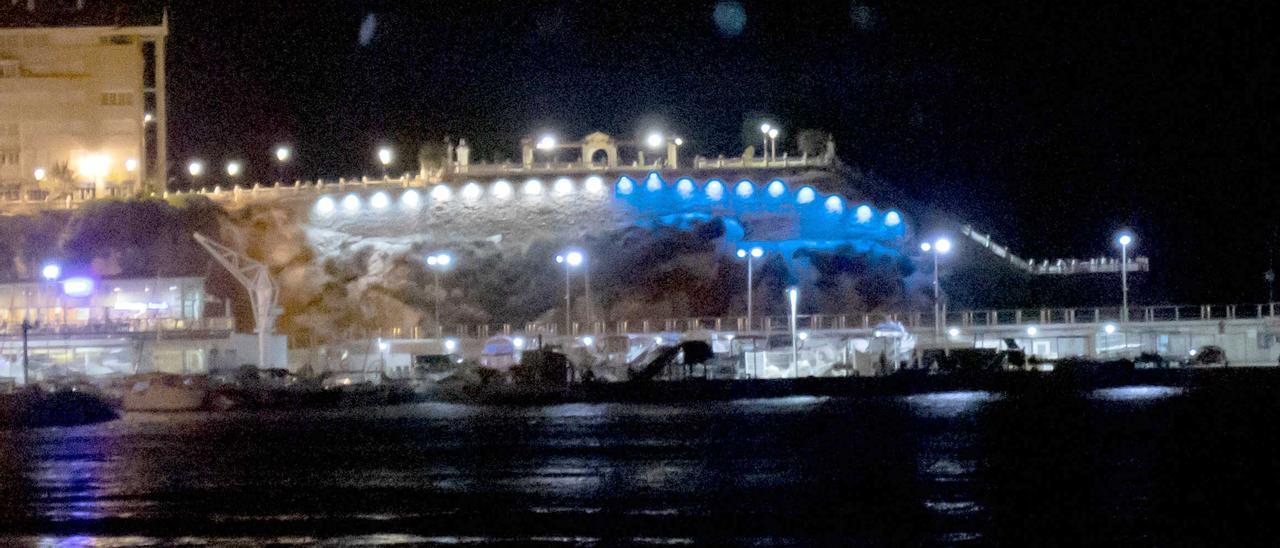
[0,3,167,199]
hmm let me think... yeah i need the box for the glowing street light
[225,161,242,177]
[187,160,204,178]
[41,263,61,281]
[124,158,139,173]
[556,250,587,336]
[275,146,291,163]
[536,135,556,151]
[735,246,765,331]
[378,147,393,179]
[759,123,771,162]
[1117,232,1134,322]
[645,132,664,150]
[426,252,453,334]
[33,167,46,182]
[921,237,953,337]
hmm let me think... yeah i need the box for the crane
[193,232,279,369]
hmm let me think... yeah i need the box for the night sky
[164,1,1275,303]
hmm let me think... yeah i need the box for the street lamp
[556,250,585,336]
[921,237,952,338]
[788,286,799,378]
[41,263,61,281]
[274,146,291,183]
[536,135,556,151]
[1117,233,1133,322]
[735,246,764,331]
[768,128,779,162]
[377,147,393,179]
[225,161,242,178]
[187,160,204,179]
[759,123,771,162]
[33,167,46,182]
[426,252,453,334]
[645,132,664,150]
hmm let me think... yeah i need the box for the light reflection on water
[4,378,1266,545]
[1090,385,1184,401]
[902,390,1001,418]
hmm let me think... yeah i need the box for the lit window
[100,92,134,106]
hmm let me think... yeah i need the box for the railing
[0,317,235,338]
[960,225,1149,275]
[0,155,837,211]
[352,303,1280,340]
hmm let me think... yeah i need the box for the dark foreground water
[2,379,1277,546]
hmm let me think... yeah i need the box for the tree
[797,129,830,157]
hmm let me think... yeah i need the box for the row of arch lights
[313,174,902,227]
[315,175,610,215]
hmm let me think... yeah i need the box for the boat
[120,373,210,412]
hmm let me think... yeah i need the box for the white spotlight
[370,191,390,209]
[584,176,604,194]
[523,179,544,196]
[491,180,513,199]
[554,178,574,196]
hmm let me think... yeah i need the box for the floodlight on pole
[922,236,953,337]
[556,250,586,336]
[760,123,771,162]
[1117,232,1134,321]
[426,252,453,334]
[736,246,765,332]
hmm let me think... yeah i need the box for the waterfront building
[0,3,167,200]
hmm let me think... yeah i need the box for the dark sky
[164,0,1276,303]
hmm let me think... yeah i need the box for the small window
[0,148,19,166]
[101,91,133,106]
[0,61,18,79]
[99,35,135,46]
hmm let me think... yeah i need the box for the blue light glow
[885,211,901,226]
[735,180,754,198]
[767,180,786,198]
[646,173,662,192]
[705,180,725,200]
[62,276,95,297]
[676,178,695,198]
[796,187,816,204]
[824,195,843,213]
[617,177,635,195]
[855,205,872,224]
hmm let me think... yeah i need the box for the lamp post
[426,252,453,335]
[921,237,952,338]
[1117,233,1133,322]
[788,287,799,378]
[736,246,764,332]
[759,123,772,163]
[187,160,203,188]
[275,146,291,182]
[768,128,779,162]
[378,147,393,180]
[556,251,584,336]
